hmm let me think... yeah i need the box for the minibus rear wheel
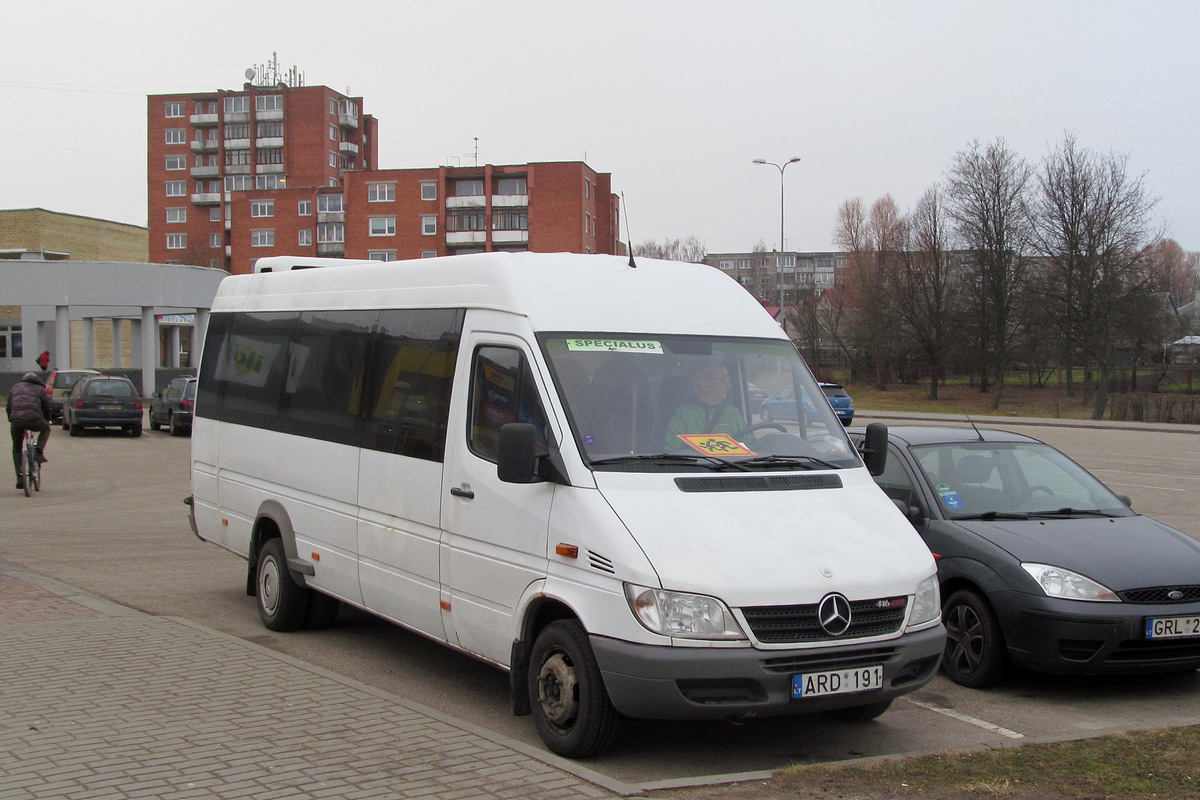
[528,620,618,758]
[256,538,309,631]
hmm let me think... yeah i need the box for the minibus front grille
[674,474,842,493]
[742,597,908,644]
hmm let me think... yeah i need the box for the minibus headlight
[624,584,746,640]
[909,574,941,627]
[1021,563,1119,602]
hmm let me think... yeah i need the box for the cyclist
[7,372,51,490]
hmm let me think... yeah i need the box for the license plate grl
[792,665,883,699]
[1145,615,1200,639]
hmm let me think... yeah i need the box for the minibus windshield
[538,333,859,471]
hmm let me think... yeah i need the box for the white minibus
[188,252,944,757]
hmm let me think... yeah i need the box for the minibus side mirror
[860,422,888,477]
[497,423,540,484]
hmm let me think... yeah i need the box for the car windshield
[909,441,1130,518]
[538,333,858,472]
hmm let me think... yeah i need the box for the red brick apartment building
[147,81,378,269]
[149,83,620,274]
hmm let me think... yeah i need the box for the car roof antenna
[961,409,985,441]
[621,192,637,268]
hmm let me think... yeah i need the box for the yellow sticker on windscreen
[565,338,662,354]
[677,434,757,457]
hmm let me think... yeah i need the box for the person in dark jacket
[8,372,51,489]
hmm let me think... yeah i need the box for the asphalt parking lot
[2,413,1199,791]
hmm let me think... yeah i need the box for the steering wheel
[735,422,788,439]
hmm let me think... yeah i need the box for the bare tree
[1033,133,1160,418]
[889,186,960,399]
[946,138,1034,406]
[632,236,707,263]
[836,196,905,389]
[1145,239,1200,305]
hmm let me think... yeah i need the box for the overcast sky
[2,1,1197,254]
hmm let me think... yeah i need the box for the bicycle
[20,429,41,497]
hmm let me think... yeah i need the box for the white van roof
[213,252,786,338]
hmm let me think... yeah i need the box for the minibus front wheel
[528,620,619,758]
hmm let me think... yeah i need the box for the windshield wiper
[952,511,1032,521]
[1026,507,1122,518]
[588,453,751,471]
[737,454,840,471]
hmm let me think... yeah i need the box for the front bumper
[591,624,944,720]
[995,591,1200,675]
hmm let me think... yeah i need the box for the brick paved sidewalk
[0,569,627,800]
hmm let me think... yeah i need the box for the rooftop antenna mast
[473,137,479,167]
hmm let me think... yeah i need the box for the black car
[851,424,1200,687]
[149,377,197,436]
[62,376,143,437]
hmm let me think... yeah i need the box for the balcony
[491,194,528,208]
[446,231,487,245]
[190,113,218,127]
[492,230,529,244]
[256,137,284,148]
[446,195,486,209]
[225,165,250,175]
[224,138,251,150]
[317,211,345,223]
[257,109,283,122]
[224,111,250,123]
[191,193,222,205]
[317,242,345,255]
[338,141,359,157]
[190,138,219,153]
[256,164,285,174]
[338,113,358,130]
[190,165,219,179]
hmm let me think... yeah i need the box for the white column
[141,307,158,397]
[170,325,182,368]
[82,318,95,368]
[55,306,70,369]
[111,320,124,368]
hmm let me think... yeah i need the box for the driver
[664,363,747,450]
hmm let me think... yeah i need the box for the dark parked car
[149,377,196,436]
[44,368,102,422]
[851,424,1200,687]
[62,375,143,437]
[759,382,855,426]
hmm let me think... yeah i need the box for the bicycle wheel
[30,446,41,492]
[21,440,32,497]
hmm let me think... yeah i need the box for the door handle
[450,486,475,499]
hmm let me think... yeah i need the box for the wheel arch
[509,589,583,717]
[245,500,310,597]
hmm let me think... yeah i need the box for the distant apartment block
[703,251,849,306]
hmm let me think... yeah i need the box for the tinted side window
[361,308,462,460]
[197,308,463,462]
[468,346,547,463]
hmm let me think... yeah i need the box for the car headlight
[624,584,746,639]
[1021,563,1119,602]
[909,574,941,627]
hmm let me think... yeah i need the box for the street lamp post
[752,156,801,308]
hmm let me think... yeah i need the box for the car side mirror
[892,497,924,525]
[497,423,540,484]
[860,422,888,476]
